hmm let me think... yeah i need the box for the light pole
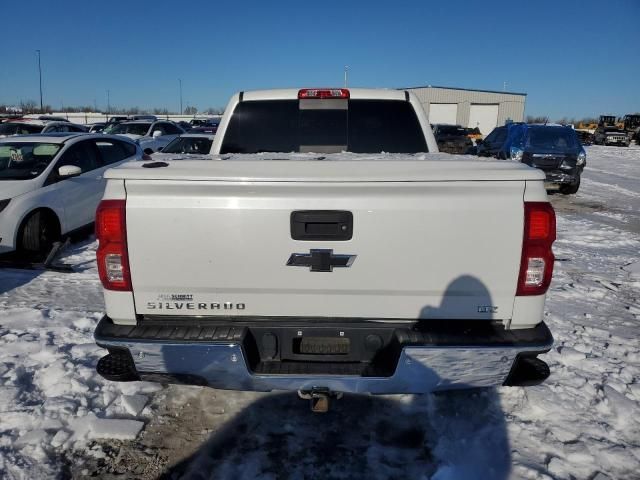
[36,50,43,112]
[106,90,110,117]
[179,79,183,115]
[344,65,349,88]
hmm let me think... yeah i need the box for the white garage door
[468,104,499,135]
[428,103,458,125]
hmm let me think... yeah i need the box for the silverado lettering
[147,302,246,310]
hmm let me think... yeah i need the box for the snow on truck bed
[0,145,639,479]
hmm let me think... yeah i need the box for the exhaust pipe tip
[504,355,550,387]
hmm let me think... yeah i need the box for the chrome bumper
[95,317,553,394]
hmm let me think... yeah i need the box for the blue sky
[1,0,638,119]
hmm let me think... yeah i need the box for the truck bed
[105,155,544,324]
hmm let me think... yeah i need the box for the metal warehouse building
[405,85,526,135]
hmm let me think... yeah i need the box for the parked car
[154,133,215,158]
[188,125,218,134]
[477,123,585,194]
[190,118,220,127]
[106,116,128,125]
[94,88,554,410]
[88,123,107,133]
[431,124,473,154]
[593,126,630,147]
[0,122,44,137]
[128,115,158,122]
[103,120,184,153]
[36,115,70,123]
[0,133,144,255]
[189,118,220,133]
[0,120,87,138]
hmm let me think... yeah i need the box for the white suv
[0,133,143,255]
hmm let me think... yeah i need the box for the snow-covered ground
[0,145,639,479]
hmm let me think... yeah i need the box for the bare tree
[20,100,38,114]
[526,115,548,124]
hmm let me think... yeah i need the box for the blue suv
[476,123,586,194]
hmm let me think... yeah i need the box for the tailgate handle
[291,211,353,241]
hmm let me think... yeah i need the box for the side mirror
[143,148,154,155]
[475,138,483,145]
[58,165,82,178]
[152,130,162,139]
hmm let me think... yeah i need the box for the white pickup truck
[94,88,555,408]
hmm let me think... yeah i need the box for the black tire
[560,176,580,195]
[19,210,60,254]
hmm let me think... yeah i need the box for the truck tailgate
[123,169,526,321]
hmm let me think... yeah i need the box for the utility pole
[179,79,183,115]
[344,66,349,88]
[36,50,43,112]
[107,89,110,116]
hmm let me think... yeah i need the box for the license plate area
[248,325,398,364]
[297,337,350,355]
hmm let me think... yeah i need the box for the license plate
[300,337,350,355]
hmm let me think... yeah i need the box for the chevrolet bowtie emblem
[287,249,356,272]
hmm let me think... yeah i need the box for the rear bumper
[543,169,579,186]
[94,316,553,394]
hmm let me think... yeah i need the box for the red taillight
[517,202,556,296]
[298,88,350,99]
[96,199,131,291]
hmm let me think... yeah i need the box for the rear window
[220,99,427,154]
[105,123,151,136]
[96,140,136,165]
[0,123,43,135]
[527,128,577,149]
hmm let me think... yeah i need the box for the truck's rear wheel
[560,176,580,195]
[19,210,61,255]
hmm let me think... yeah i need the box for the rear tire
[18,211,61,256]
[560,176,580,195]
